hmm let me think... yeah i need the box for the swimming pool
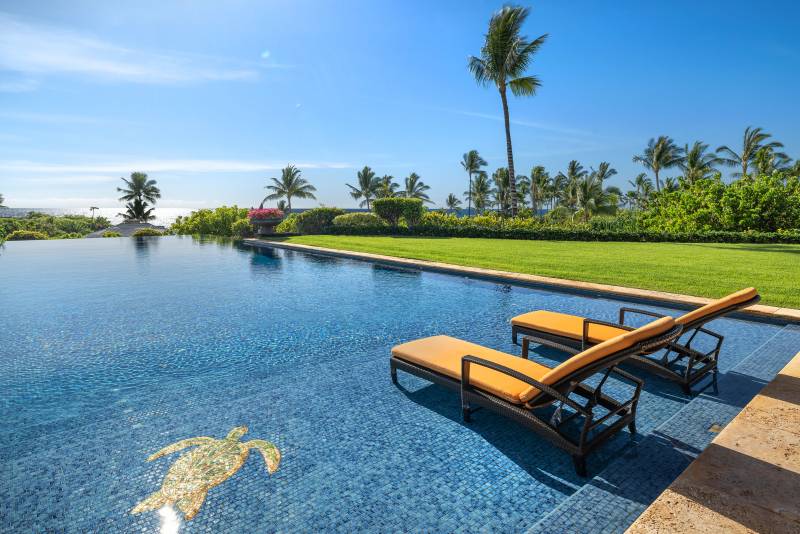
[1,236,797,532]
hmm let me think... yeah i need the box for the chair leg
[628,421,637,436]
[572,455,587,477]
[390,366,398,385]
[512,328,519,346]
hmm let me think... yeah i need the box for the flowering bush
[247,208,284,220]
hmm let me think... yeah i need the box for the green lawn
[282,235,800,309]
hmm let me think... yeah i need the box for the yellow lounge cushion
[511,310,627,344]
[519,316,676,402]
[676,287,758,326]
[391,335,550,404]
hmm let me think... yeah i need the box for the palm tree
[468,5,547,216]
[118,172,161,205]
[632,136,683,191]
[89,206,99,220]
[346,166,380,209]
[680,141,720,184]
[461,150,487,216]
[716,126,787,178]
[627,173,654,209]
[575,174,617,222]
[276,200,288,212]
[376,175,399,198]
[530,166,549,214]
[662,177,680,192]
[0,193,5,207]
[622,190,639,210]
[445,193,462,213]
[591,162,617,183]
[556,160,587,210]
[117,172,160,222]
[491,167,511,214]
[262,164,316,212]
[401,173,431,203]
[465,171,492,214]
[752,146,792,176]
[516,174,530,209]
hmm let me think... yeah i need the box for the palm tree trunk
[468,171,472,217]
[499,87,517,216]
[287,197,292,213]
[654,170,661,192]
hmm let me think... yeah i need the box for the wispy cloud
[0,12,261,85]
[0,76,38,92]
[0,158,354,174]
[438,107,595,138]
[0,110,110,124]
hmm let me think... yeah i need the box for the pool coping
[243,239,800,324]
[624,350,800,533]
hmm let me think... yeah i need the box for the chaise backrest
[518,316,677,403]
[675,287,759,328]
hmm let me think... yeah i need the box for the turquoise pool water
[0,236,795,533]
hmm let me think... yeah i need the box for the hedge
[131,228,164,237]
[373,198,424,227]
[332,212,385,228]
[6,230,49,240]
[295,207,346,234]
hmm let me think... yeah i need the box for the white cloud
[0,12,260,84]
[440,107,594,138]
[0,158,354,174]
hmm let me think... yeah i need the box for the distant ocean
[0,207,196,227]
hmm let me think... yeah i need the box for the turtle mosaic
[131,426,281,520]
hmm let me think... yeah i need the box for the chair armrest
[460,355,587,414]
[582,318,633,350]
[619,307,669,326]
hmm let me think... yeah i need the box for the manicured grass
[282,235,800,309]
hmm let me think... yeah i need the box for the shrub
[170,206,249,236]
[294,207,346,234]
[131,228,163,237]
[6,230,49,240]
[373,198,425,226]
[275,213,299,233]
[332,212,385,228]
[102,231,122,238]
[0,213,108,239]
[230,218,254,238]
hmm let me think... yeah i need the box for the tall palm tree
[461,150,487,216]
[346,166,380,209]
[445,193,462,213]
[716,126,787,178]
[662,177,680,192]
[262,164,316,212]
[627,173,654,209]
[117,172,160,222]
[468,5,547,216]
[465,171,492,214]
[376,175,399,198]
[401,173,431,203]
[680,141,720,184]
[89,206,99,220]
[632,136,683,191]
[118,172,161,204]
[752,146,792,176]
[622,190,638,210]
[530,165,549,214]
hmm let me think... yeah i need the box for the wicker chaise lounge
[510,287,760,395]
[390,317,682,476]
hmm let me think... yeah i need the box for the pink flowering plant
[247,208,284,220]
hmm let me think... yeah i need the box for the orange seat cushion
[391,335,551,404]
[511,310,627,344]
[676,287,758,326]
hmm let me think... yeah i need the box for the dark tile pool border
[243,239,799,327]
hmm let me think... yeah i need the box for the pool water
[0,237,794,532]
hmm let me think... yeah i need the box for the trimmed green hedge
[295,208,346,234]
[170,206,248,236]
[230,218,254,238]
[373,198,424,227]
[326,212,800,244]
[332,212,385,228]
[102,231,122,237]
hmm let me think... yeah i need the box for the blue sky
[1,0,798,209]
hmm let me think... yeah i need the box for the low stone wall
[626,352,800,533]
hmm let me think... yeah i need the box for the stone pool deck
[626,351,800,533]
[244,239,800,322]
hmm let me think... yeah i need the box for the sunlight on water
[158,506,181,534]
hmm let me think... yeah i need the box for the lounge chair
[390,317,682,476]
[510,287,760,394]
